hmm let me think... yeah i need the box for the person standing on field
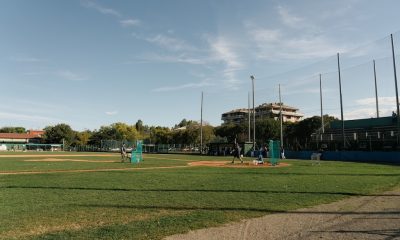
[280,146,286,159]
[231,142,243,164]
[121,143,127,162]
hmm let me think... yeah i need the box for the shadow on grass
[71,203,400,216]
[3,185,400,197]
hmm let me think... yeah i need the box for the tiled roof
[0,133,42,139]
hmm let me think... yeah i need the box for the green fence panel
[269,140,280,166]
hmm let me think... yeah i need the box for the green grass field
[0,152,399,239]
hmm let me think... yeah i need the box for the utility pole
[320,74,324,133]
[373,60,379,118]
[337,53,345,150]
[250,75,256,151]
[390,34,400,145]
[279,84,283,147]
[200,91,203,154]
[248,92,251,142]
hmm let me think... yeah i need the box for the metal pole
[251,75,255,151]
[337,53,345,149]
[248,92,251,142]
[320,74,324,133]
[200,91,203,154]
[279,84,283,147]
[373,60,379,118]
[390,34,400,143]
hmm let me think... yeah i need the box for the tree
[214,123,245,143]
[111,122,138,141]
[285,115,337,150]
[88,123,138,145]
[152,127,172,144]
[200,124,216,144]
[0,127,26,133]
[135,119,143,133]
[43,124,76,146]
[255,118,280,143]
[75,130,92,146]
[177,119,188,128]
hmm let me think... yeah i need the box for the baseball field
[1,152,399,239]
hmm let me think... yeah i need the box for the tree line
[0,115,336,148]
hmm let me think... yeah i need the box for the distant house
[0,131,44,151]
[221,103,303,125]
[256,103,304,123]
[221,108,250,125]
[0,133,42,144]
[27,129,45,137]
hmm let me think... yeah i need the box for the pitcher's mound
[188,161,290,168]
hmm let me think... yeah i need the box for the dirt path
[165,188,400,240]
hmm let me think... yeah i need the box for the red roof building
[0,133,43,143]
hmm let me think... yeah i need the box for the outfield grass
[0,152,399,239]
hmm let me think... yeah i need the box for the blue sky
[1,0,400,131]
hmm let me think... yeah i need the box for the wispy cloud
[11,56,46,63]
[82,0,141,28]
[22,71,49,76]
[356,97,396,107]
[57,70,87,81]
[105,111,118,115]
[208,36,244,90]
[0,111,62,123]
[152,81,214,92]
[246,25,343,60]
[133,53,206,65]
[277,6,304,28]
[81,0,121,17]
[344,108,394,119]
[120,19,140,27]
[142,34,196,52]
[343,97,397,119]
[130,32,207,65]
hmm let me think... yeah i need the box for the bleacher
[311,116,399,151]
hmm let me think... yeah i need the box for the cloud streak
[244,5,347,61]
[247,26,342,60]
[277,6,304,28]
[134,53,206,65]
[105,111,118,115]
[356,97,396,106]
[208,36,244,90]
[120,19,140,27]
[152,81,214,92]
[57,70,87,81]
[82,1,140,28]
[0,111,63,123]
[341,97,397,119]
[140,33,196,52]
[81,0,122,17]
[11,56,46,63]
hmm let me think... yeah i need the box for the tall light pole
[320,74,324,133]
[248,92,251,142]
[337,53,345,149]
[279,84,283,147]
[200,91,203,154]
[373,60,379,118]
[390,34,400,144]
[250,75,255,151]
